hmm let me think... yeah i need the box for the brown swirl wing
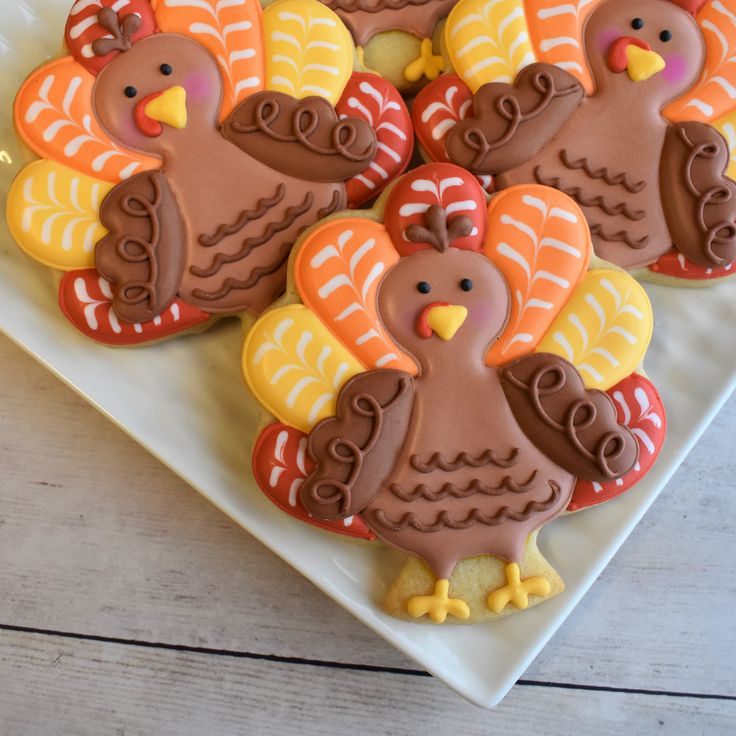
[660,122,736,269]
[300,369,415,520]
[221,91,376,183]
[95,171,186,324]
[499,353,638,482]
[446,63,584,175]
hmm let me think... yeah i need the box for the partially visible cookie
[413,0,736,286]
[243,163,664,624]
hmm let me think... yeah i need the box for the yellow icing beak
[426,304,468,341]
[625,45,666,82]
[144,85,188,129]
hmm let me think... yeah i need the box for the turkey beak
[417,302,469,341]
[144,85,188,130]
[608,37,665,82]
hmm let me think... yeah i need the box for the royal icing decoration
[245,163,663,624]
[413,0,736,281]
[7,0,411,346]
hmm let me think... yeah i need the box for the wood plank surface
[0,333,734,731]
[0,631,733,736]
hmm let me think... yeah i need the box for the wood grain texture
[0,333,734,730]
[0,631,734,736]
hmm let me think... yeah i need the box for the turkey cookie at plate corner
[242,162,666,624]
[5,0,413,347]
[412,0,736,286]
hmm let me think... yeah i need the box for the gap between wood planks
[1,622,733,703]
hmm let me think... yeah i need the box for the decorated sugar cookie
[243,163,665,623]
[413,0,736,284]
[294,0,452,92]
[6,0,413,346]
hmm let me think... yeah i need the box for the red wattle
[608,36,651,73]
[416,301,449,339]
[134,91,163,137]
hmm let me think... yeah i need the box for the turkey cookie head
[92,34,221,157]
[376,231,511,375]
[585,0,706,106]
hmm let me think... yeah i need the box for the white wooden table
[0,334,734,734]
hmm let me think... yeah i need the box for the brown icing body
[324,0,456,46]
[91,32,374,318]
[447,0,736,271]
[362,363,575,580]
[301,243,636,580]
[498,92,672,269]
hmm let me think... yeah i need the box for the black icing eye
[160,63,173,75]
[631,17,644,30]
[660,30,672,42]
[124,86,137,99]
[460,278,473,292]
[417,281,431,294]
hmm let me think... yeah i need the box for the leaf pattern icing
[154,0,265,120]
[335,73,413,207]
[243,303,363,432]
[6,160,112,271]
[536,269,653,391]
[13,57,159,182]
[665,0,736,123]
[58,269,209,345]
[294,219,416,374]
[262,0,353,105]
[445,0,537,93]
[524,0,600,95]
[484,185,591,365]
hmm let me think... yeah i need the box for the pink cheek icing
[597,27,622,54]
[662,54,688,84]
[184,71,213,103]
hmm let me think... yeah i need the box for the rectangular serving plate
[3,0,736,707]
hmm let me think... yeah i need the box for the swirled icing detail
[501,358,633,479]
[198,185,286,248]
[559,150,646,194]
[190,191,314,280]
[303,376,412,517]
[588,223,649,250]
[410,448,519,473]
[112,175,162,311]
[370,481,561,532]
[534,167,645,221]
[388,471,538,502]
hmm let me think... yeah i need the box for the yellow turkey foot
[404,39,444,83]
[487,563,551,614]
[407,579,470,623]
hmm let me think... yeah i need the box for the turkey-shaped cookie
[413,0,736,284]
[6,0,412,345]
[243,163,665,623]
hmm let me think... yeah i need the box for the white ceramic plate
[3,0,736,708]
